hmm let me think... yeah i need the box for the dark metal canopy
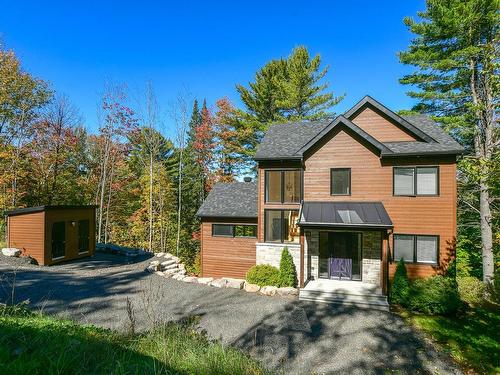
[298,201,393,229]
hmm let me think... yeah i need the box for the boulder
[155,271,164,277]
[183,276,198,283]
[223,278,245,290]
[2,248,21,257]
[277,287,299,297]
[150,260,160,266]
[244,283,261,293]
[209,279,228,288]
[172,274,185,281]
[163,269,178,277]
[161,262,177,271]
[260,286,278,296]
[155,252,166,257]
[197,277,213,285]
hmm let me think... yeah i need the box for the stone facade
[256,243,301,277]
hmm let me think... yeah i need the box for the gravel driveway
[0,254,460,374]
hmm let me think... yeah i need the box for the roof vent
[243,177,252,183]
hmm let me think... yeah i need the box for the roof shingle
[196,181,258,218]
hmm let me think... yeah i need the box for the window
[394,234,438,264]
[331,168,351,195]
[394,167,439,196]
[265,170,302,203]
[78,220,90,253]
[212,224,257,238]
[264,210,299,243]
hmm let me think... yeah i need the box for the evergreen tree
[399,0,499,284]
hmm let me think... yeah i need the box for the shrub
[407,276,462,315]
[245,265,280,287]
[389,259,410,305]
[278,247,297,287]
[457,276,485,306]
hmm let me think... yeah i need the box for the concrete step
[299,290,389,311]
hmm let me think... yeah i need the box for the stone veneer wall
[255,243,301,278]
[361,231,382,285]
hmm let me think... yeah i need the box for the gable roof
[196,181,258,218]
[254,96,463,161]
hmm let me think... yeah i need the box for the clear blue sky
[0,0,424,136]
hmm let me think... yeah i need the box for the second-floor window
[331,168,351,196]
[393,166,439,196]
[265,170,302,203]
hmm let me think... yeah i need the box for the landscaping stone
[260,286,278,296]
[244,283,260,293]
[197,277,213,285]
[209,279,228,288]
[155,271,164,277]
[161,263,177,271]
[172,274,185,281]
[146,263,161,272]
[163,269,178,277]
[223,278,245,290]
[183,276,198,283]
[150,260,160,266]
[277,287,299,297]
[155,252,165,257]
[2,248,21,257]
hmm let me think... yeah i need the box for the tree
[399,0,499,284]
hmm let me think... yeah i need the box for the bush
[457,276,485,306]
[245,265,280,287]
[390,259,410,305]
[278,247,297,287]
[407,276,462,315]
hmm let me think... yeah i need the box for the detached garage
[5,205,97,265]
[197,180,258,279]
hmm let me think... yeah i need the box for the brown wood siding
[350,107,418,142]
[44,208,96,265]
[7,212,46,265]
[303,127,457,279]
[201,218,257,279]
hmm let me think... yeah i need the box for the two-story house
[196,96,463,295]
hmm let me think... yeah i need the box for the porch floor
[300,279,388,310]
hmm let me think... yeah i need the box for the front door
[319,232,362,281]
[52,221,66,259]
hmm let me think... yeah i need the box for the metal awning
[298,201,393,229]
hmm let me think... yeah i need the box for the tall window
[394,167,439,196]
[330,168,351,195]
[78,220,90,253]
[212,224,257,238]
[264,210,299,243]
[265,170,302,203]
[394,234,438,264]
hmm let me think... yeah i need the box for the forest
[0,0,498,281]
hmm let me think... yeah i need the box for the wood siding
[303,127,457,279]
[7,212,46,265]
[201,217,258,279]
[350,107,418,142]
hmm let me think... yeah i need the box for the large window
[265,170,302,203]
[394,167,439,196]
[212,224,257,238]
[78,220,90,253]
[394,234,438,264]
[330,168,351,195]
[264,210,299,243]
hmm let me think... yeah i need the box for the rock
[183,276,198,283]
[223,278,245,290]
[163,269,178,277]
[2,248,21,257]
[177,269,186,275]
[155,252,165,257]
[155,271,164,277]
[260,286,278,296]
[161,263,177,271]
[277,287,299,297]
[150,260,160,266]
[171,256,180,263]
[197,277,213,285]
[209,279,228,288]
[244,283,261,293]
[172,274,185,281]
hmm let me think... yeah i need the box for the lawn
[0,305,269,375]
[402,308,499,374]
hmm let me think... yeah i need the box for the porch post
[299,227,304,288]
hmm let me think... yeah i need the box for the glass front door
[319,232,362,281]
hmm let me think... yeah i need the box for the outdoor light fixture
[70,221,76,227]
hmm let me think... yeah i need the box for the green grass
[0,305,269,375]
[402,307,500,374]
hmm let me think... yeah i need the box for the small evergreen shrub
[389,259,410,305]
[278,247,297,287]
[407,276,462,315]
[245,265,280,287]
[457,276,485,306]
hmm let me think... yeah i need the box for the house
[5,205,97,265]
[197,96,463,294]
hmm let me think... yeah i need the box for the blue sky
[0,1,424,136]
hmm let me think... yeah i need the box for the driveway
[0,254,460,374]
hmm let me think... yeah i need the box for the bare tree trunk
[104,156,115,244]
[98,139,110,242]
[149,152,153,252]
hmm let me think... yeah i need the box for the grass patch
[0,305,269,375]
[401,307,500,374]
